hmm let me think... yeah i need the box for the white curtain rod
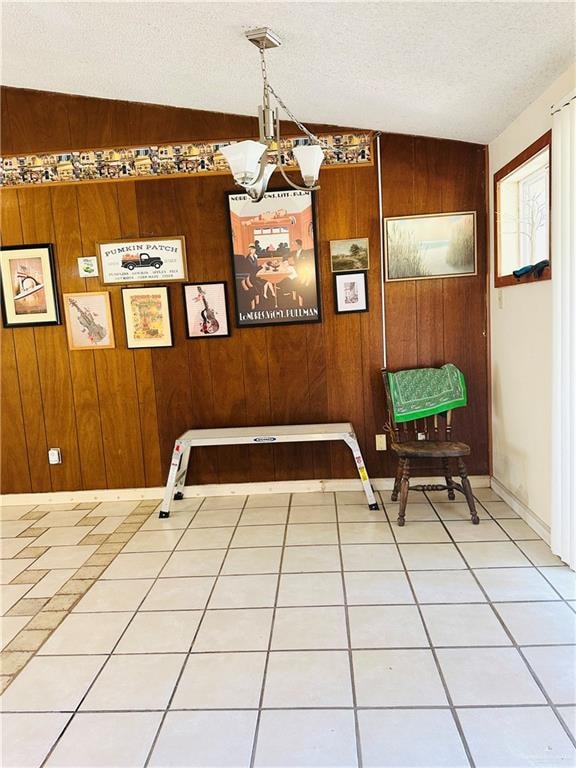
[551,90,576,115]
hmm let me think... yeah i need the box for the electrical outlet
[417,432,426,441]
[375,434,387,451]
[48,448,62,464]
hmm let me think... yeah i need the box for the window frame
[494,130,552,288]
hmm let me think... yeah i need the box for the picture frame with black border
[183,281,231,339]
[0,243,61,327]
[121,285,173,349]
[334,271,369,314]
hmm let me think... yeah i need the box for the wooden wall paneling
[68,95,133,148]
[305,322,331,479]
[50,185,107,490]
[134,179,198,481]
[77,184,145,488]
[116,182,164,487]
[1,87,15,154]
[0,189,32,492]
[5,88,71,153]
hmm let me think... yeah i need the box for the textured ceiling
[2,1,574,144]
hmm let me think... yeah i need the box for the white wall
[489,64,576,529]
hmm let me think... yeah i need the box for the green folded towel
[388,364,467,423]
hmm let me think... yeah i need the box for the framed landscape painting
[330,238,369,272]
[0,244,61,327]
[183,282,230,339]
[122,286,173,348]
[384,211,477,281]
[227,188,321,328]
[63,292,115,350]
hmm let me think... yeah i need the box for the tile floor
[1,489,575,767]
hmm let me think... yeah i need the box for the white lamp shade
[293,144,324,187]
[220,140,267,185]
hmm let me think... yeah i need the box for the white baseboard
[1,475,490,506]
[490,476,551,544]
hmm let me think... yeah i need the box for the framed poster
[63,292,115,350]
[97,236,187,285]
[183,282,230,339]
[384,211,477,281]
[0,244,61,327]
[334,271,368,313]
[330,238,370,272]
[122,286,173,348]
[227,188,321,328]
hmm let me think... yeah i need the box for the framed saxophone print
[62,291,115,350]
[121,286,173,349]
[183,281,230,339]
[0,243,61,327]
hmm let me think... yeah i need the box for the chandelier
[220,28,326,202]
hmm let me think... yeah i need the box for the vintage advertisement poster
[122,286,173,348]
[227,189,321,328]
[98,237,187,285]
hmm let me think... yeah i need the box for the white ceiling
[2,1,574,144]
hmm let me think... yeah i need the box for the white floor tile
[539,566,576,599]
[140,512,195,531]
[271,606,348,649]
[345,571,414,605]
[437,647,546,705]
[495,601,576,644]
[35,511,87,527]
[89,501,140,517]
[115,610,202,653]
[192,608,273,652]
[285,523,338,546]
[177,526,234,550]
[101,552,169,580]
[254,709,358,768]
[0,655,106,711]
[336,491,372,506]
[277,572,343,606]
[1,584,33,614]
[263,650,352,707]
[474,567,561,601]
[457,542,531,568]
[74,579,153,612]
[1,713,70,767]
[337,504,387,523]
[90,516,128,534]
[359,709,469,767]
[39,611,133,655]
[245,493,291,508]
[238,507,288,526]
[498,518,541,540]
[0,558,35,585]
[473,488,503,502]
[349,605,428,648]
[558,705,576,738]
[1,539,36,558]
[189,509,241,528]
[221,547,282,575]
[30,545,98,571]
[44,711,162,767]
[339,522,394,544]
[458,706,576,767]
[421,603,511,646]
[433,501,488,521]
[515,539,564,566]
[26,569,77,599]
[230,525,285,548]
[0,505,36,520]
[288,505,337,523]
[399,543,466,570]
[341,544,403,571]
[282,545,341,573]
[393,522,452,544]
[480,500,519,518]
[149,710,257,768]
[444,520,509,542]
[409,569,486,603]
[122,530,184,553]
[160,549,225,577]
[523,646,576,704]
[353,649,447,706]
[172,651,266,709]
[200,495,247,510]
[80,654,185,711]
[141,577,214,611]
[0,520,34,538]
[291,491,335,506]
[34,527,93,547]
[0,616,30,649]
[208,575,277,609]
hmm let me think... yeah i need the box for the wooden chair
[381,368,479,526]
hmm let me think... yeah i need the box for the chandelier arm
[274,110,320,192]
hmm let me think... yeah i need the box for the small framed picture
[183,281,230,339]
[122,286,173,348]
[97,236,187,285]
[334,271,368,314]
[77,256,99,278]
[63,291,115,350]
[330,238,370,272]
[0,243,61,327]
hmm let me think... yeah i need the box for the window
[494,131,551,287]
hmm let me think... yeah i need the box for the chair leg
[391,458,404,502]
[457,457,479,524]
[442,458,456,500]
[398,458,410,527]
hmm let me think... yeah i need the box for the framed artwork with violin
[183,281,230,339]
